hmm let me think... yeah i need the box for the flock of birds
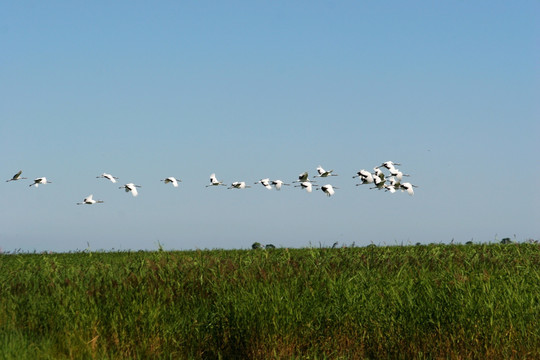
[5,161,418,205]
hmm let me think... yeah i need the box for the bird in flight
[271,179,290,190]
[314,166,338,178]
[380,161,401,171]
[320,184,338,196]
[6,170,27,182]
[400,182,418,196]
[388,168,409,181]
[370,176,386,190]
[97,173,119,183]
[77,194,104,205]
[119,183,141,197]
[206,173,226,187]
[161,177,181,187]
[255,178,272,190]
[29,177,52,187]
[295,181,317,193]
[294,171,316,183]
[353,169,374,185]
[228,181,250,189]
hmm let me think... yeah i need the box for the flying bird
[380,161,401,171]
[271,179,290,190]
[384,177,400,193]
[294,171,316,183]
[228,181,250,189]
[314,166,338,178]
[295,181,316,193]
[206,173,226,187]
[29,177,51,187]
[388,168,409,181]
[353,169,374,185]
[320,184,338,196]
[373,167,385,180]
[119,183,141,197]
[386,176,401,189]
[77,194,104,205]
[400,182,418,196]
[6,170,27,182]
[161,177,181,187]
[255,178,272,190]
[370,176,386,190]
[97,173,119,183]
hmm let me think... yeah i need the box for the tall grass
[1,243,539,359]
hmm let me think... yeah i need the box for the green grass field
[1,243,539,359]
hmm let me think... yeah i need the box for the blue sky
[1,1,538,252]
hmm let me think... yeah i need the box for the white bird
[320,184,338,196]
[400,182,418,196]
[388,168,409,181]
[206,173,226,187]
[29,177,51,187]
[353,169,374,185]
[295,181,316,193]
[384,177,400,193]
[228,181,250,189]
[77,194,104,205]
[353,169,370,179]
[254,178,272,190]
[119,183,141,197]
[271,179,290,190]
[97,173,119,183]
[314,166,338,178]
[386,176,401,188]
[373,167,385,180]
[161,177,181,187]
[370,176,386,190]
[6,170,27,182]
[380,161,401,171]
[294,171,315,183]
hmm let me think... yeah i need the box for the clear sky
[1,1,538,252]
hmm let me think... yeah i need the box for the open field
[1,243,539,359]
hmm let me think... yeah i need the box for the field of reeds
[1,243,539,359]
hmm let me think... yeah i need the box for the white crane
[6,170,27,182]
[386,176,401,189]
[29,177,52,187]
[373,167,385,180]
[77,194,104,205]
[320,184,338,196]
[206,173,226,187]
[384,177,400,193]
[271,179,290,190]
[97,173,119,183]
[119,183,141,197]
[295,181,317,193]
[161,177,181,187]
[353,169,374,185]
[254,178,272,190]
[388,168,409,181]
[380,161,401,171]
[400,182,418,196]
[370,175,386,190]
[294,171,315,183]
[228,181,250,189]
[314,165,338,178]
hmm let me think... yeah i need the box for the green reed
[1,243,539,359]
